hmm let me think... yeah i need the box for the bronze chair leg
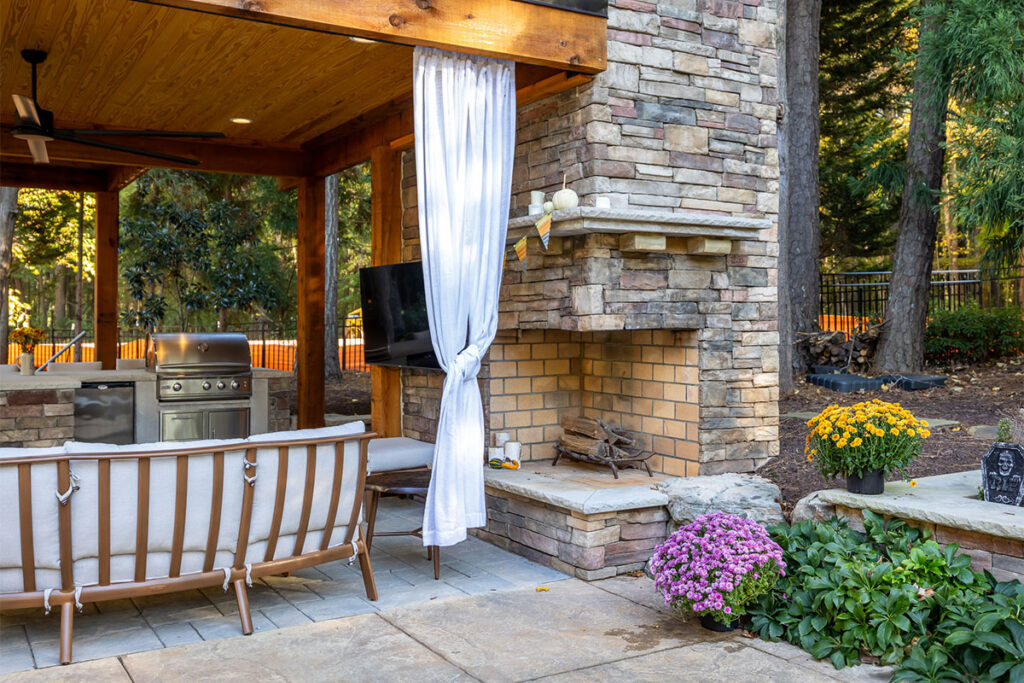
[364,489,380,552]
[432,546,440,580]
[59,600,74,665]
[233,579,254,635]
[357,527,378,601]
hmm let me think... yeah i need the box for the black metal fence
[12,318,368,372]
[820,266,1024,332]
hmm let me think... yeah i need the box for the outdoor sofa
[0,422,435,665]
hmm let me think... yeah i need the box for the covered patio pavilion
[0,0,607,433]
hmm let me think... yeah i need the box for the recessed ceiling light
[229,117,252,125]
[349,36,377,44]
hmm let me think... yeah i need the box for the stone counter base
[0,389,75,447]
[472,488,668,581]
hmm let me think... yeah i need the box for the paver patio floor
[1,501,891,682]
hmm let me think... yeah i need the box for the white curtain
[414,47,516,547]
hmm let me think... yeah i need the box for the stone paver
[0,658,130,682]
[0,499,569,675]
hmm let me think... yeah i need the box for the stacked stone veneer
[267,376,292,433]
[475,490,669,580]
[396,0,781,474]
[0,389,75,447]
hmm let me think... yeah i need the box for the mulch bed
[758,357,1024,514]
[286,371,371,416]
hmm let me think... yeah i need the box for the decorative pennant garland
[535,212,551,250]
[513,235,528,270]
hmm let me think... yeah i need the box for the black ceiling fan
[11,49,225,166]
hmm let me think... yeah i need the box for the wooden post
[370,145,404,438]
[297,177,326,429]
[94,191,119,369]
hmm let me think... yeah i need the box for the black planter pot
[699,613,739,632]
[846,469,885,495]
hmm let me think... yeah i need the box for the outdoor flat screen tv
[359,261,440,369]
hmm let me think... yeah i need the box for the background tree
[818,0,914,270]
[324,173,342,380]
[940,0,1024,274]
[0,187,18,363]
[875,0,951,371]
[778,0,822,393]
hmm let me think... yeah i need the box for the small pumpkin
[551,174,578,210]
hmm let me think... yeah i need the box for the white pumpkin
[551,175,579,210]
[542,200,554,213]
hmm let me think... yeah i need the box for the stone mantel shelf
[506,207,772,244]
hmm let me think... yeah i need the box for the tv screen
[359,262,440,369]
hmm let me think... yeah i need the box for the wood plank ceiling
[1,0,414,149]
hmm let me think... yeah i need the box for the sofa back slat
[98,460,111,586]
[169,456,189,578]
[293,445,317,556]
[342,438,371,547]
[234,448,258,567]
[134,459,151,583]
[17,464,36,593]
[57,462,74,590]
[319,441,345,551]
[203,452,225,573]
[264,446,288,562]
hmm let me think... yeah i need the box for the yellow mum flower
[851,438,863,447]
[890,428,899,435]
[807,454,813,462]
[910,480,917,488]
[907,429,916,437]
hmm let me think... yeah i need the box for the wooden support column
[94,191,119,370]
[370,145,404,438]
[296,177,326,429]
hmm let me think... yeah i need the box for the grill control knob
[217,381,226,390]
[172,382,182,392]
[202,381,211,391]
[230,380,239,390]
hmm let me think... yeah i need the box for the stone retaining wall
[0,389,75,447]
[473,488,669,580]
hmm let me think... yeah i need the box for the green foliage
[119,171,291,330]
[334,164,372,316]
[923,303,1024,363]
[930,0,1024,271]
[997,419,1014,443]
[818,0,914,268]
[748,513,1024,680]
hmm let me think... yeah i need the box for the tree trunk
[943,158,957,271]
[777,0,822,393]
[74,192,84,361]
[54,265,67,327]
[0,186,18,365]
[875,1,949,372]
[324,173,343,381]
[218,307,229,332]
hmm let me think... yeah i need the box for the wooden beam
[516,72,593,108]
[0,163,109,193]
[1,129,309,177]
[370,145,404,439]
[107,167,148,192]
[137,0,606,74]
[296,177,326,429]
[94,192,119,370]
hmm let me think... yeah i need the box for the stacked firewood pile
[798,323,883,373]
[554,415,653,478]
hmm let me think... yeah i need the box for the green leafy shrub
[924,303,1024,364]
[748,512,1024,680]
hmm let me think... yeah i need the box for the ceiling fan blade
[54,133,200,166]
[64,129,225,139]
[12,94,41,126]
[27,138,49,164]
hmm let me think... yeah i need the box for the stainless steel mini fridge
[74,381,135,445]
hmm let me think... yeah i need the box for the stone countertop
[818,470,1024,542]
[0,366,291,391]
[483,461,670,514]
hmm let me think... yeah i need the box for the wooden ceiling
[1,0,415,146]
[0,0,603,185]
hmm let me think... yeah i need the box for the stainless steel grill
[149,332,253,402]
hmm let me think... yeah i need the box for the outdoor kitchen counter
[0,366,289,390]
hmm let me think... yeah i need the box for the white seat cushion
[367,437,434,473]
